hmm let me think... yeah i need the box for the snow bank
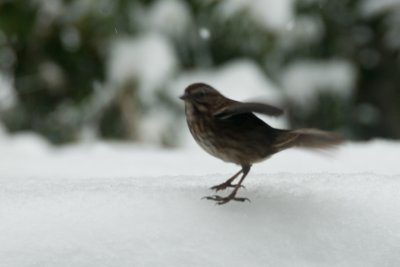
[1,133,399,178]
[1,174,400,267]
[1,133,400,266]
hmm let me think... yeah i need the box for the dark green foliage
[0,0,399,145]
[289,0,400,140]
[289,92,352,132]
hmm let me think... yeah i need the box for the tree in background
[0,0,399,145]
[0,0,140,144]
[288,0,400,140]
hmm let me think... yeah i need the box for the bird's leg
[204,165,251,205]
[210,169,243,192]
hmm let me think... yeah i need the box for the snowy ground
[1,134,400,267]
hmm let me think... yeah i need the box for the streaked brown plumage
[180,83,342,205]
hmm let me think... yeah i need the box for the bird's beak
[179,92,190,100]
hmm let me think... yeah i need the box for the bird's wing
[213,101,284,119]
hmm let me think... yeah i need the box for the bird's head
[180,83,226,113]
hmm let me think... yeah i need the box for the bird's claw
[202,194,250,205]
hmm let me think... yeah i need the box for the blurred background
[0,0,399,148]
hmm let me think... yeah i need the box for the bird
[180,83,342,205]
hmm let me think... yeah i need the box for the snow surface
[1,132,400,266]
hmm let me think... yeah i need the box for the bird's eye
[200,89,208,96]
[194,91,206,99]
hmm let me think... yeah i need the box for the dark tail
[273,128,342,151]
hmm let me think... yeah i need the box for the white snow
[198,27,211,40]
[282,59,357,111]
[33,0,63,19]
[172,59,283,104]
[361,0,400,17]
[108,33,177,95]
[1,132,400,266]
[145,0,191,37]
[218,0,294,32]
[0,72,16,110]
[283,15,324,45]
[105,33,179,144]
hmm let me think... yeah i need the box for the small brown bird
[180,83,342,205]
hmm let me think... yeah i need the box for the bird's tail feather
[273,128,342,151]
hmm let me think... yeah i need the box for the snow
[145,0,191,37]
[172,59,283,104]
[105,33,179,145]
[282,59,356,111]
[0,72,16,110]
[218,0,294,32]
[34,0,63,19]
[60,26,81,52]
[173,59,283,104]
[361,0,400,17]
[108,33,177,95]
[283,15,324,45]
[198,27,211,40]
[38,61,66,90]
[1,132,400,266]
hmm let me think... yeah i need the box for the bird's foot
[210,181,245,192]
[202,193,250,205]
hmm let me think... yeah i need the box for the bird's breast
[186,113,248,164]
[184,103,274,165]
